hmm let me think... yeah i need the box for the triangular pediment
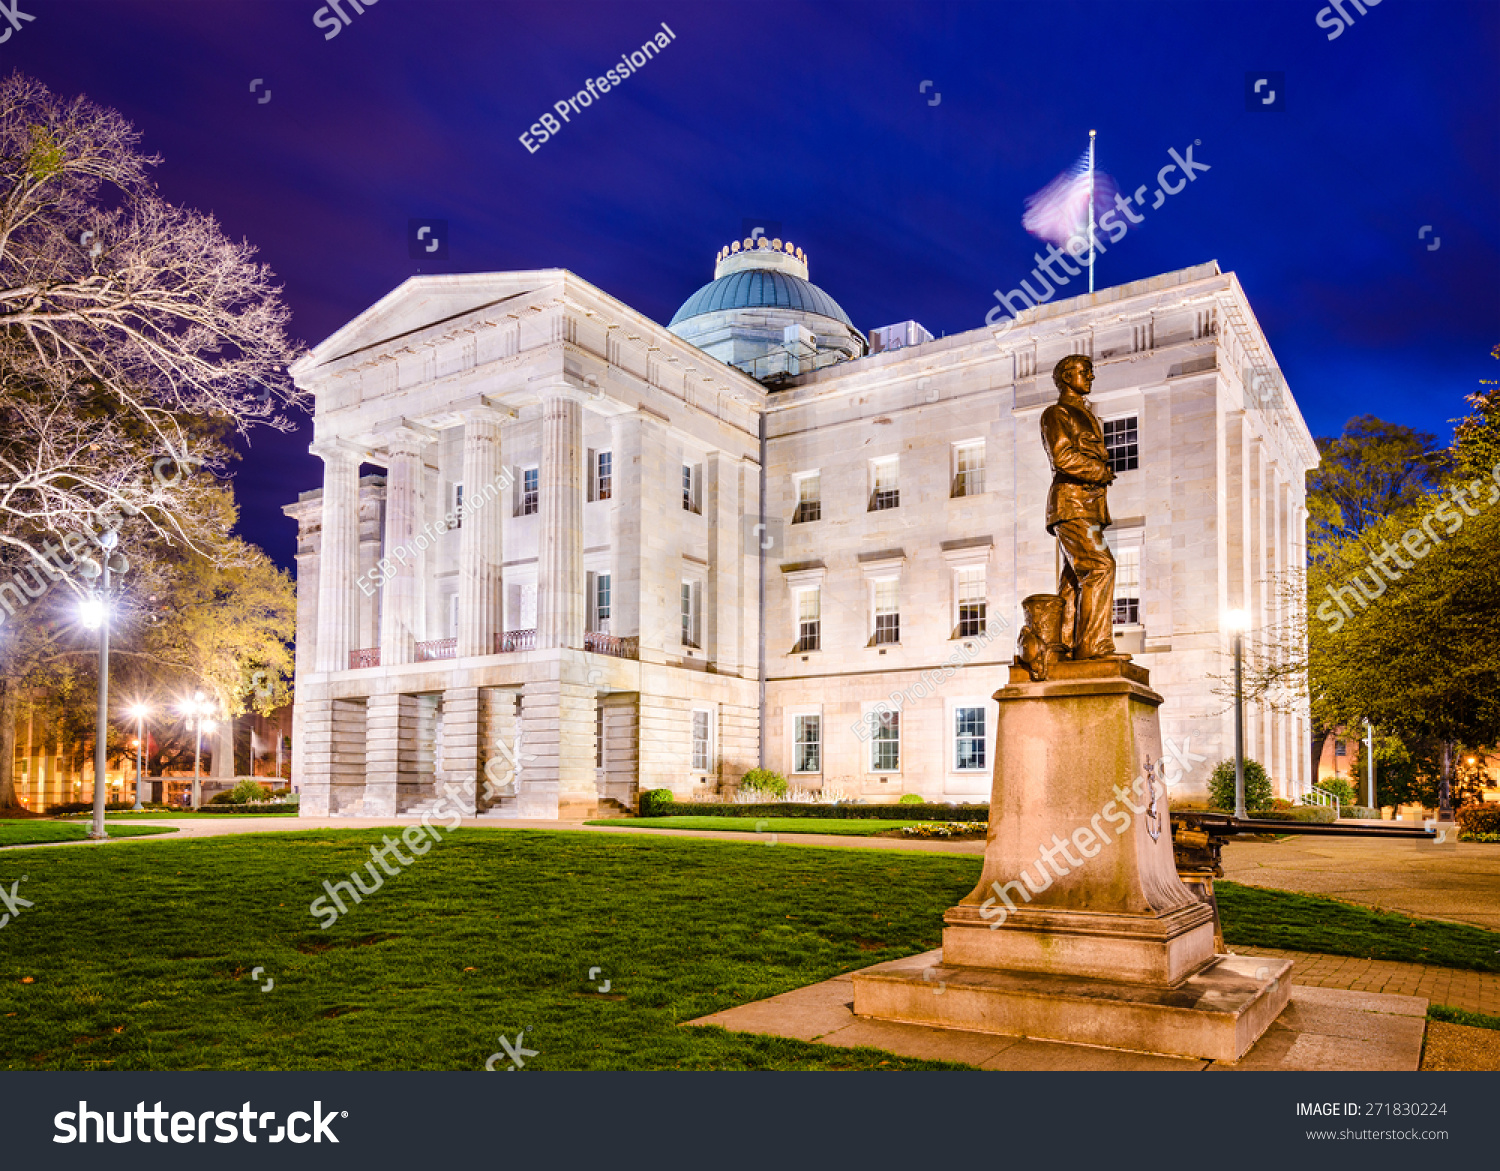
[291,271,567,377]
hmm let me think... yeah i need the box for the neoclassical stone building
[285,243,1317,817]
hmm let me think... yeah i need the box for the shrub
[1206,759,1273,812]
[228,778,272,804]
[1341,805,1382,819]
[898,793,926,805]
[739,769,787,799]
[1315,777,1358,806]
[638,788,676,817]
[1457,804,1500,840]
[208,791,239,805]
[1270,797,1294,810]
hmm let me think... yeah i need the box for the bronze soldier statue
[1041,354,1118,661]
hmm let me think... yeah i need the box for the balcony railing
[415,637,457,662]
[584,632,639,659]
[495,628,536,653]
[350,647,380,669]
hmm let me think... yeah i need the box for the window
[1113,545,1141,626]
[692,710,711,772]
[681,580,701,647]
[955,707,986,771]
[870,711,900,772]
[682,463,701,513]
[596,705,605,768]
[792,473,821,524]
[869,458,899,511]
[793,715,821,774]
[518,466,539,516]
[450,482,464,528]
[955,566,986,638]
[591,451,612,501]
[1103,416,1139,473]
[449,592,460,638]
[952,442,985,497]
[589,572,611,633]
[872,578,900,645]
[796,587,820,652]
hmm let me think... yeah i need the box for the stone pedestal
[851,658,1290,1061]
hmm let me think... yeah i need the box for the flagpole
[1087,129,1096,295]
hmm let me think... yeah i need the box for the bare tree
[0,71,304,580]
[0,72,305,810]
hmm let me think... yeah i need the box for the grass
[0,829,978,1070]
[56,810,297,820]
[0,823,178,847]
[585,816,935,837]
[1428,1005,1500,1032]
[3,831,1496,1070]
[1216,881,1500,973]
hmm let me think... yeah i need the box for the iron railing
[415,638,457,662]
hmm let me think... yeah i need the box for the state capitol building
[284,238,1317,818]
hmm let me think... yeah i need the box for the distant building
[284,239,1317,818]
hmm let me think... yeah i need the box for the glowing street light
[1225,609,1251,819]
[128,703,149,810]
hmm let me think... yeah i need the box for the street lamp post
[129,704,149,810]
[1364,720,1375,810]
[80,530,127,842]
[1226,609,1250,819]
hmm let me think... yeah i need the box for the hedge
[193,803,299,815]
[45,801,175,815]
[637,800,990,822]
[1457,804,1500,838]
[1339,805,1382,820]
[1244,806,1336,824]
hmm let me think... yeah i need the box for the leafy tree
[1451,344,1500,483]
[1305,416,1448,564]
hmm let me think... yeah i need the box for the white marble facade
[285,254,1317,817]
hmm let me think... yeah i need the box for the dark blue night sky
[10,0,1497,570]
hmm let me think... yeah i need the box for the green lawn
[586,816,938,837]
[1216,881,1500,973]
[2,831,1495,1070]
[0,823,178,847]
[57,810,298,820]
[0,829,976,1070]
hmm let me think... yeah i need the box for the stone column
[313,444,361,673]
[520,677,597,818]
[379,430,427,666]
[537,384,586,650]
[457,411,505,657]
[706,450,742,676]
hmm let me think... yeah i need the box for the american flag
[1022,148,1118,248]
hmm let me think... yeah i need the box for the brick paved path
[1237,947,1500,1016]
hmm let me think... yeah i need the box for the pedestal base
[944,901,1216,985]
[851,951,1293,1062]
